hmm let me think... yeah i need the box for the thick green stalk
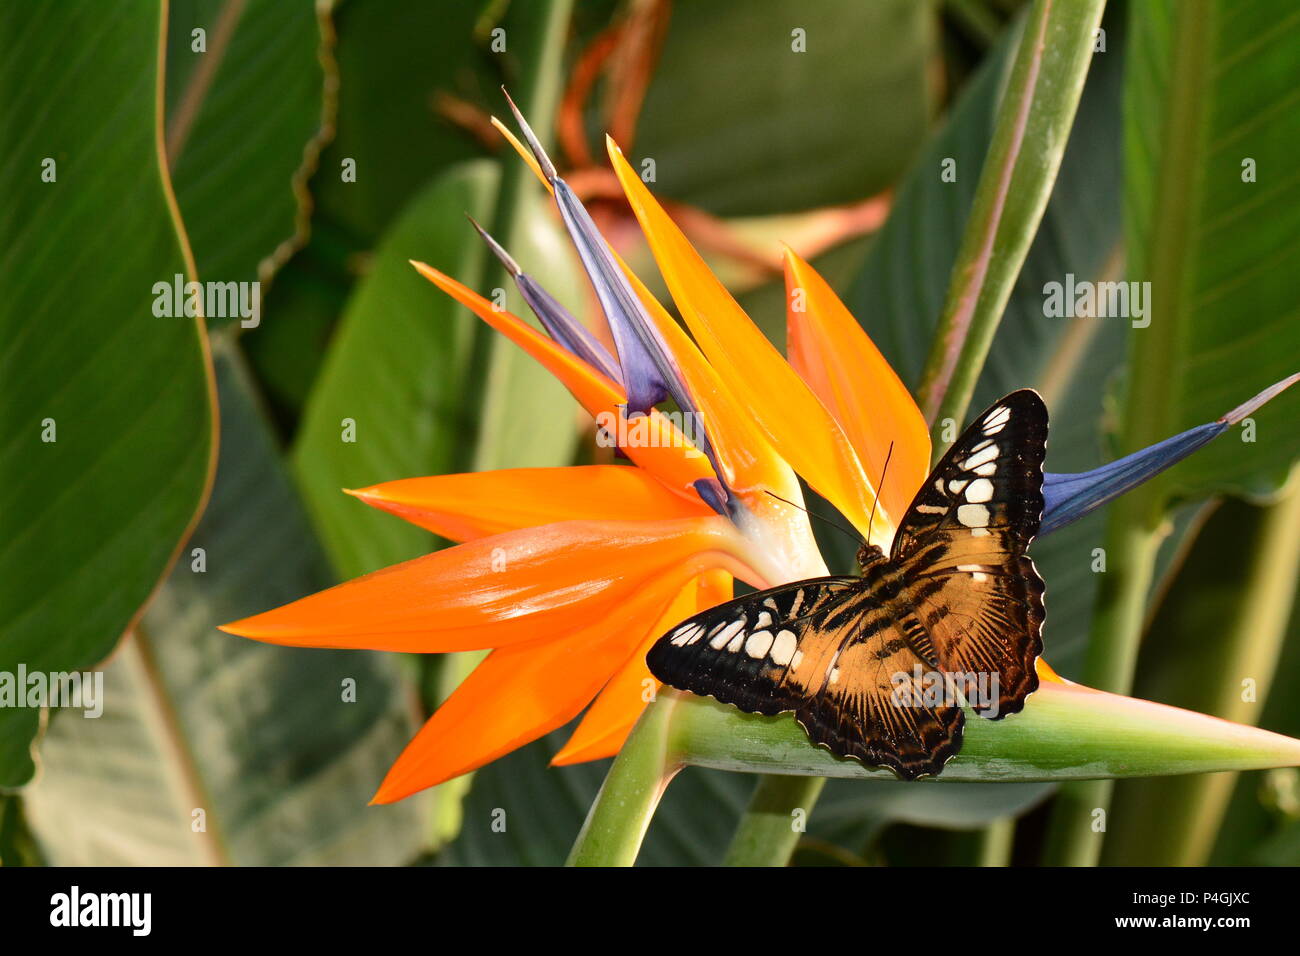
[723,775,826,867]
[431,0,574,848]
[567,692,683,867]
[918,0,1106,436]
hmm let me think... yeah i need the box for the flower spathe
[221,102,1298,804]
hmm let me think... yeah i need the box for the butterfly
[646,389,1048,779]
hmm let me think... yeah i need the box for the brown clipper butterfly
[646,390,1048,779]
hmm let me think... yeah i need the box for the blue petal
[468,217,622,383]
[550,177,672,415]
[502,89,734,511]
[1041,373,1298,535]
[1042,423,1224,534]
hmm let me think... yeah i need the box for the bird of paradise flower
[222,96,1298,805]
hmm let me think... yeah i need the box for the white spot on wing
[984,406,1011,428]
[745,631,774,658]
[957,503,990,528]
[670,623,703,646]
[965,478,994,502]
[770,630,798,667]
[711,620,744,650]
[961,444,999,470]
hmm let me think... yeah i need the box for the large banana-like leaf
[24,347,424,865]
[0,0,215,786]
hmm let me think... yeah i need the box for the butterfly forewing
[646,389,1049,778]
[647,578,860,717]
[891,389,1047,719]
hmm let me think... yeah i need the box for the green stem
[567,692,683,866]
[973,817,1016,866]
[918,0,1106,436]
[723,775,826,866]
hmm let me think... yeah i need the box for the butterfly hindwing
[890,389,1048,719]
[646,577,964,779]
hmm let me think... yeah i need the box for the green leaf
[633,0,933,216]
[22,346,425,865]
[241,0,495,423]
[166,0,332,308]
[0,1,214,786]
[291,162,496,579]
[1122,0,1300,501]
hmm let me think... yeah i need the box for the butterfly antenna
[764,491,863,545]
[865,441,895,549]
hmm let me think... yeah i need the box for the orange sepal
[783,248,931,527]
[349,465,710,542]
[220,517,741,653]
[410,261,713,498]
[370,579,681,802]
[607,138,886,542]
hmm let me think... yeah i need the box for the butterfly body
[646,390,1049,780]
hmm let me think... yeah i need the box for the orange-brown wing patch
[647,579,965,778]
[891,390,1048,719]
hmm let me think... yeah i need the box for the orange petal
[411,261,713,498]
[607,138,887,543]
[553,570,733,765]
[371,578,681,801]
[1037,658,1065,683]
[220,516,743,653]
[349,465,710,542]
[784,248,931,527]
[621,263,799,502]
